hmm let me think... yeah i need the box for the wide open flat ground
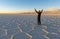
[0,14,59,39]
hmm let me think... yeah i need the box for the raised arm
[40,9,43,13]
[34,8,38,13]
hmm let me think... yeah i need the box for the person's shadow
[34,8,43,25]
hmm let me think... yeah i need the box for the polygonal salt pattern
[0,14,59,39]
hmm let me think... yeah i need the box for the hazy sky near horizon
[0,0,60,13]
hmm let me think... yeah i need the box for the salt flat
[0,14,59,39]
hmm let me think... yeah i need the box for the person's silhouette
[35,9,43,25]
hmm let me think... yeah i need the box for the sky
[0,0,60,13]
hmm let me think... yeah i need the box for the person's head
[39,10,40,13]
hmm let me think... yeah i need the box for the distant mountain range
[21,8,60,15]
[1,8,59,15]
[45,8,60,14]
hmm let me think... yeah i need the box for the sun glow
[0,10,20,14]
[47,8,58,12]
[0,9,34,14]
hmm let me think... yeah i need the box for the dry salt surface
[0,14,59,39]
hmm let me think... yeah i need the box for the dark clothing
[35,9,43,25]
[37,13,41,25]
